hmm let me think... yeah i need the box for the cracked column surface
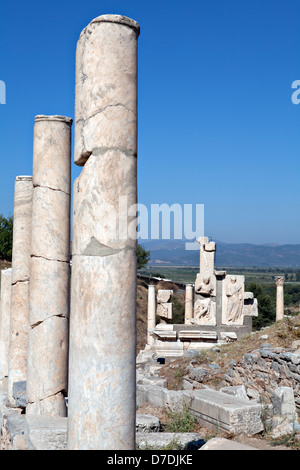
[0,268,12,378]
[67,15,140,450]
[26,115,72,416]
[7,176,33,406]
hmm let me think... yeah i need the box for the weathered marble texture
[74,15,139,166]
[10,176,33,285]
[68,253,137,449]
[0,269,12,377]
[156,302,173,320]
[33,116,72,193]
[26,316,68,416]
[29,257,70,325]
[8,281,30,403]
[27,115,72,417]
[157,290,173,303]
[31,186,70,262]
[7,176,32,405]
[68,14,140,450]
[72,151,137,255]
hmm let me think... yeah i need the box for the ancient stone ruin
[141,236,258,359]
[0,14,297,451]
[0,14,140,451]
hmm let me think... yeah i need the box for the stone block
[270,387,297,421]
[157,290,173,303]
[24,415,67,450]
[157,303,173,320]
[12,381,26,408]
[136,432,205,450]
[136,414,161,433]
[220,385,249,401]
[200,437,258,450]
[153,328,176,340]
[155,340,184,357]
[185,389,263,435]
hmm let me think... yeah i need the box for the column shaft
[8,176,32,406]
[147,285,156,346]
[26,115,72,416]
[0,268,12,378]
[185,284,194,324]
[275,276,285,321]
[67,14,140,450]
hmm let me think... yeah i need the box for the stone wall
[221,345,300,411]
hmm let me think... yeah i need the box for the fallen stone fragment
[200,437,258,450]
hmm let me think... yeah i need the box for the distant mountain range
[139,239,300,268]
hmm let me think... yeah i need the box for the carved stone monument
[156,289,173,323]
[143,238,258,359]
[222,275,245,325]
[195,237,216,296]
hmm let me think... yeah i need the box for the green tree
[0,214,13,261]
[246,282,276,330]
[137,243,150,269]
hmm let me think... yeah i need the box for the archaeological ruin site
[0,14,300,451]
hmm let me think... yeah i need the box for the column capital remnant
[275,276,285,286]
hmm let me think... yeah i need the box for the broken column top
[81,14,140,36]
[16,175,32,181]
[35,115,73,125]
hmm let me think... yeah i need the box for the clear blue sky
[0,0,299,245]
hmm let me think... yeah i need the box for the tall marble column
[26,115,72,416]
[67,14,140,450]
[0,268,12,378]
[275,276,285,321]
[8,176,33,406]
[184,284,194,324]
[147,285,156,346]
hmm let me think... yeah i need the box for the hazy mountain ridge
[139,239,300,267]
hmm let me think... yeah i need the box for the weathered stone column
[147,285,156,347]
[26,115,72,416]
[7,176,33,406]
[185,284,194,324]
[0,268,12,378]
[67,14,140,450]
[275,276,285,321]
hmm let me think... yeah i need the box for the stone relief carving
[222,275,244,325]
[193,297,216,326]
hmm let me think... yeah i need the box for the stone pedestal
[67,14,140,450]
[8,176,33,406]
[275,276,285,321]
[26,115,72,416]
[147,285,156,347]
[0,268,12,378]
